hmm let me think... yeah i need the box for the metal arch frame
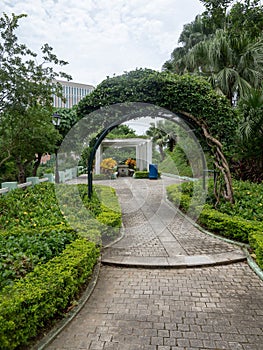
[87,110,209,199]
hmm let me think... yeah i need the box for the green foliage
[0,183,65,230]
[0,13,71,182]
[0,239,99,350]
[0,181,122,347]
[106,124,137,139]
[249,231,263,269]
[197,208,260,243]
[94,185,122,243]
[159,147,193,177]
[0,182,121,288]
[0,159,17,183]
[208,180,263,222]
[77,69,237,153]
[0,226,78,290]
[134,171,161,179]
[233,88,263,182]
[54,106,79,139]
[164,1,263,104]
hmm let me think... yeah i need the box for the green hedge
[0,239,99,350]
[134,171,161,179]
[197,208,262,244]
[167,183,263,270]
[0,225,78,290]
[249,232,263,269]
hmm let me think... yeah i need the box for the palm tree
[182,30,263,104]
[238,88,263,141]
[146,122,168,162]
[163,15,214,73]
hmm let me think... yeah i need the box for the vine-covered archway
[77,69,238,204]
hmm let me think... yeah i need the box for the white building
[53,80,94,108]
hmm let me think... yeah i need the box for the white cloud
[1,0,205,85]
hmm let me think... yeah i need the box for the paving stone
[44,177,263,350]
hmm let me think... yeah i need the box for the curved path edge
[101,198,247,268]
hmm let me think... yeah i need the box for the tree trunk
[179,111,235,204]
[159,146,165,162]
[16,161,26,184]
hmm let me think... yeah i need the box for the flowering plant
[125,158,136,169]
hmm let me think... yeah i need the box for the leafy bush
[0,182,122,348]
[0,239,99,350]
[209,180,263,222]
[134,171,161,178]
[249,232,263,269]
[0,226,77,290]
[0,182,121,289]
[94,185,122,243]
[197,208,262,243]
[0,183,64,230]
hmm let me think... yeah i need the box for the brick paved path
[101,177,245,266]
[46,176,263,350]
[47,264,263,350]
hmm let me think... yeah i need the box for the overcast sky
[2,0,205,86]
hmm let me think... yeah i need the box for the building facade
[53,80,95,108]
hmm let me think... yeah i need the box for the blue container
[149,164,158,179]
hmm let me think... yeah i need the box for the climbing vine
[77,69,238,204]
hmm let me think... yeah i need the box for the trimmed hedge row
[249,232,263,269]
[0,238,99,350]
[166,184,263,270]
[134,171,161,179]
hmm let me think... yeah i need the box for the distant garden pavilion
[95,138,153,174]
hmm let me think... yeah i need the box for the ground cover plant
[166,179,263,269]
[0,181,121,349]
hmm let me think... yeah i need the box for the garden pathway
[45,176,263,350]
[100,177,245,267]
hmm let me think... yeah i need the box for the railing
[0,177,49,195]
[0,166,83,195]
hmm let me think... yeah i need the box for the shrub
[249,232,263,269]
[197,208,260,243]
[134,171,161,179]
[0,225,78,290]
[0,239,99,350]
[94,186,122,243]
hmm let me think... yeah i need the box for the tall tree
[164,1,263,105]
[0,13,71,182]
[183,29,263,104]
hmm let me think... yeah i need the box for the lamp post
[52,112,61,184]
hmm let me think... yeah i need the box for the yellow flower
[23,211,28,215]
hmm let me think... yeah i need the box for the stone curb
[30,259,101,350]
[102,224,125,249]
[102,251,246,269]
